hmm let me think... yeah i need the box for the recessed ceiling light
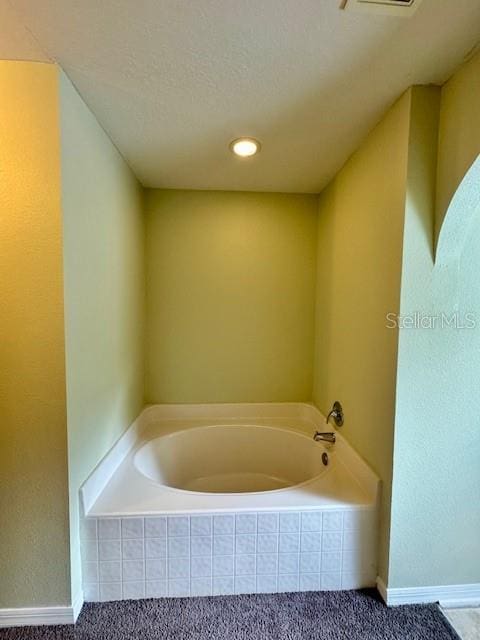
[230,138,261,158]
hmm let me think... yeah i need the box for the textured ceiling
[0,2,49,62]
[4,0,480,192]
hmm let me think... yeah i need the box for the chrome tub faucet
[313,402,344,444]
[313,431,336,444]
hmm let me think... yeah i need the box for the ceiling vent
[342,0,422,17]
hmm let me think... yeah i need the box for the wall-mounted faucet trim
[326,401,344,427]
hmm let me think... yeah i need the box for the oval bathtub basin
[134,424,329,493]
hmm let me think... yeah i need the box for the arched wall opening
[435,154,480,268]
[388,152,480,590]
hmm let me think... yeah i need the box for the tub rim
[80,403,380,517]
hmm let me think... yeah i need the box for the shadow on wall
[433,154,480,311]
[435,154,480,267]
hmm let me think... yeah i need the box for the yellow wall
[436,50,480,240]
[2,50,478,609]
[60,72,145,603]
[313,92,412,582]
[145,190,318,403]
[0,61,70,607]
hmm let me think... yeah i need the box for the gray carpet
[0,590,460,639]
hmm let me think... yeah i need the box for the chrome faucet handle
[326,401,344,427]
[313,431,336,444]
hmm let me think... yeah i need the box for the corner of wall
[434,49,480,248]
[0,59,71,609]
[60,68,146,609]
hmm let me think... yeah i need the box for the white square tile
[279,554,299,575]
[322,531,342,552]
[279,533,300,553]
[83,583,99,602]
[98,519,121,540]
[81,519,98,541]
[301,512,322,532]
[342,550,372,573]
[122,539,144,560]
[123,581,145,599]
[213,576,234,595]
[145,517,167,538]
[168,516,189,537]
[214,515,234,535]
[191,577,212,596]
[146,580,167,597]
[300,553,320,574]
[82,562,99,583]
[168,579,189,597]
[342,529,364,552]
[122,518,144,539]
[341,571,372,590]
[98,539,121,561]
[323,512,343,531]
[213,555,234,576]
[168,557,190,578]
[191,556,212,578]
[235,575,256,594]
[99,582,121,602]
[321,552,342,573]
[235,534,256,555]
[300,573,320,591]
[145,537,166,559]
[99,561,121,582]
[343,509,373,531]
[257,575,277,593]
[235,514,257,534]
[191,516,212,536]
[168,536,190,557]
[146,558,167,580]
[301,532,321,552]
[81,539,98,562]
[122,560,144,581]
[191,536,212,557]
[340,571,360,590]
[343,529,357,554]
[257,534,278,554]
[280,513,300,533]
[257,513,279,533]
[256,554,278,575]
[321,572,342,590]
[213,535,234,556]
[278,574,299,592]
[342,510,360,531]
[235,554,255,575]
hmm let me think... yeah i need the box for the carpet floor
[0,589,460,640]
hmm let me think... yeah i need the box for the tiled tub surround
[81,509,376,601]
[80,403,379,602]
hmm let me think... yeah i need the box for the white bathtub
[80,403,380,602]
[134,424,330,493]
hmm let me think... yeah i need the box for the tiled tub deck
[81,508,377,602]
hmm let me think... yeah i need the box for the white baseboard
[0,590,83,628]
[377,577,480,607]
[0,605,75,628]
[72,589,84,622]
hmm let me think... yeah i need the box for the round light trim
[230,137,261,157]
